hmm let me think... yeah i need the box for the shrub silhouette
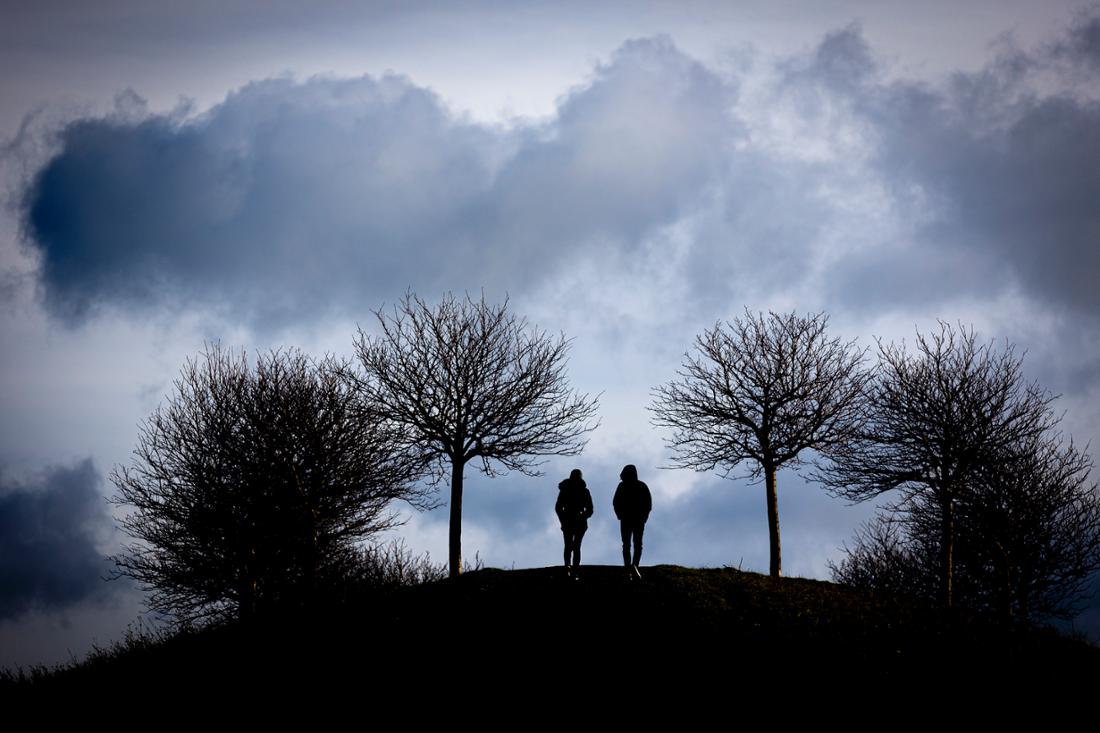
[110,344,431,623]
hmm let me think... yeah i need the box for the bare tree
[352,292,600,578]
[649,310,868,577]
[110,344,430,623]
[832,434,1100,624]
[962,434,1100,622]
[819,323,1058,607]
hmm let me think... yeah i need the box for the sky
[2,0,1100,668]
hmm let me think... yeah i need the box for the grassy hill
[5,565,1098,693]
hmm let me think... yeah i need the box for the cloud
[1051,8,1100,72]
[13,12,1100,336]
[0,458,118,620]
[783,15,1100,319]
[17,37,737,329]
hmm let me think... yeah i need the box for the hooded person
[613,464,652,579]
[555,468,594,578]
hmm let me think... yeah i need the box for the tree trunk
[941,497,955,608]
[765,463,781,578]
[449,458,464,579]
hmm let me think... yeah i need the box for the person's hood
[620,464,638,482]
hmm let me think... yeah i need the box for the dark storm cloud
[19,75,501,325]
[18,37,736,327]
[1051,8,1100,71]
[0,459,117,620]
[790,16,1100,318]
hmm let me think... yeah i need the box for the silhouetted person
[613,464,652,579]
[556,468,594,578]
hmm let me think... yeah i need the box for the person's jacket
[613,469,652,524]
[556,477,594,529]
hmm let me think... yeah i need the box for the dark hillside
[5,565,1097,695]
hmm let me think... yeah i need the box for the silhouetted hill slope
[6,565,1098,695]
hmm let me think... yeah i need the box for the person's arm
[583,489,594,519]
[642,482,652,520]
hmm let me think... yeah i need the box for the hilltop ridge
[6,565,1097,693]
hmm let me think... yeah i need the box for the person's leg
[562,528,571,568]
[573,527,586,567]
[620,521,631,567]
[632,523,645,567]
